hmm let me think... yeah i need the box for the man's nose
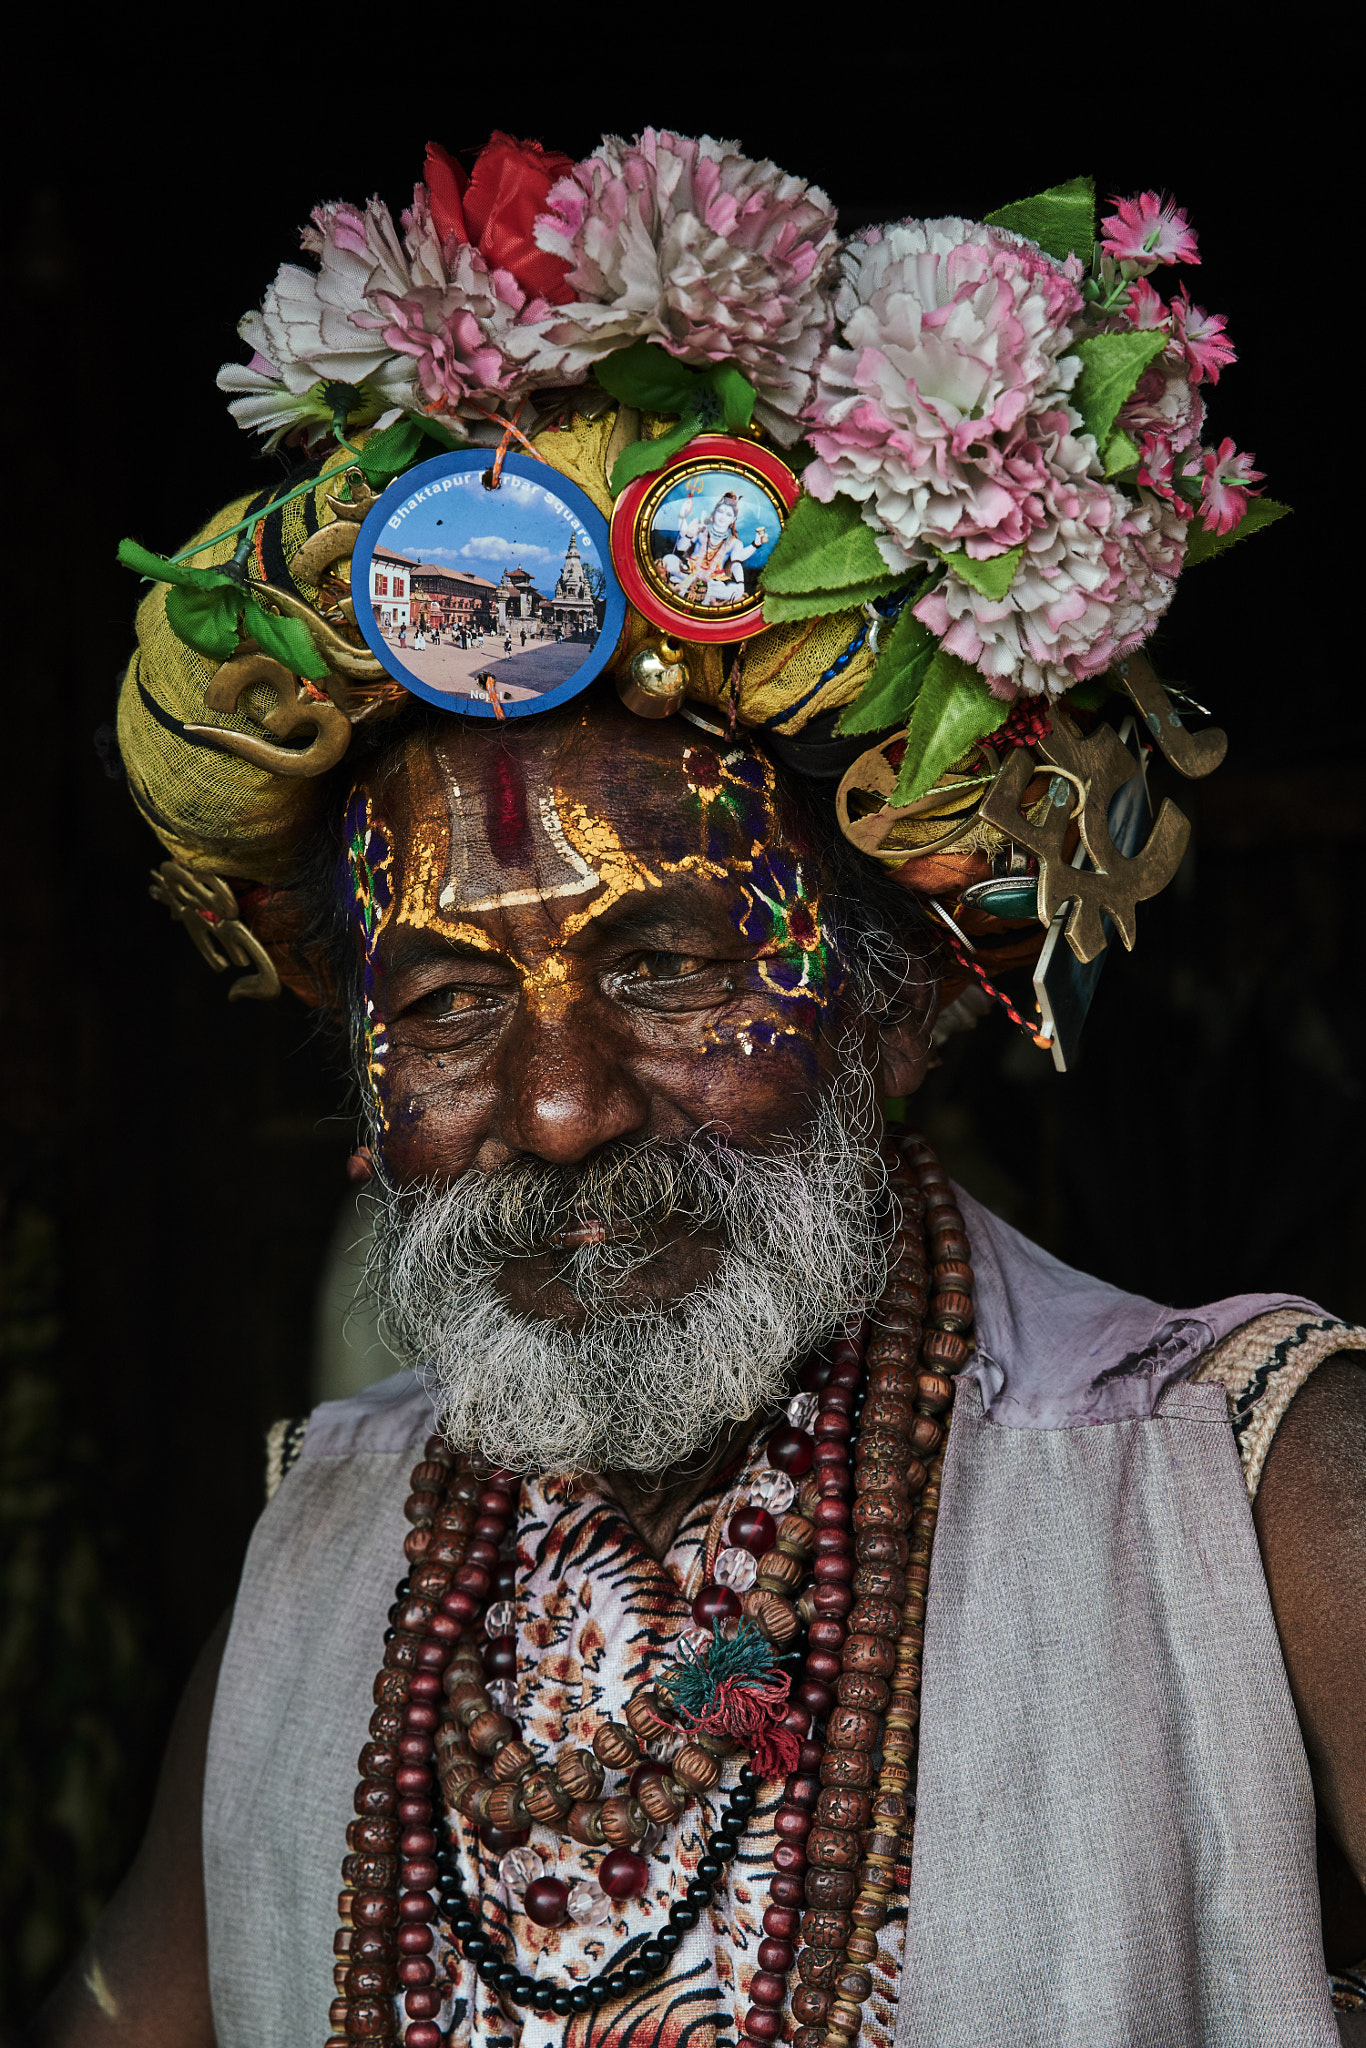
[497,996,649,1165]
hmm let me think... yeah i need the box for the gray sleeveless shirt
[203,1194,1359,2045]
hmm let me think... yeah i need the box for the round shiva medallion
[609,433,800,643]
[352,451,625,718]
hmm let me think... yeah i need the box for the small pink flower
[1199,437,1264,534]
[1101,192,1200,271]
[1170,288,1235,385]
[1124,278,1169,330]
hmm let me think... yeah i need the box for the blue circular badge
[352,451,625,718]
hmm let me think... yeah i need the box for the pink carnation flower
[1100,192,1200,272]
[1170,288,1236,386]
[1124,278,1170,331]
[509,129,840,442]
[1199,438,1263,534]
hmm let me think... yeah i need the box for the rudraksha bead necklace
[326,1131,972,2047]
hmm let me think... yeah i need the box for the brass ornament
[185,654,352,779]
[617,637,688,719]
[835,735,1003,866]
[1114,647,1227,778]
[980,709,1190,962]
[148,861,281,1001]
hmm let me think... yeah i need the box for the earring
[617,637,687,719]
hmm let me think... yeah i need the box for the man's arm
[27,1611,229,2048]
[1255,1352,1366,1954]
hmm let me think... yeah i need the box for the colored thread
[934,912,1052,1049]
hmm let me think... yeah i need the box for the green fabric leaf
[762,490,892,595]
[244,598,332,679]
[164,582,245,662]
[1070,331,1167,449]
[1103,428,1141,477]
[1183,497,1291,566]
[118,537,240,591]
[357,416,428,486]
[984,176,1096,263]
[836,609,937,735]
[596,338,701,413]
[709,361,756,432]
[762,573,906,624]
[608,404,707,493]
[892,651,1008,804]
[937,541,1025,602]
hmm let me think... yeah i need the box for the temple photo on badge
[353,452,625,718]
[610,435,800,643]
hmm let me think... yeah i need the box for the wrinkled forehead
[357,706,806,927]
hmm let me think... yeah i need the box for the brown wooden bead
[916,1372,955,1413]
[865,1335,916,1370]
[409,1460,450,1493]
[347,1817,399,1854]
[797,1946,841,1987]
[807,1826,860,1869]
[403,1490,442,1529]
[635,1772,685,1823]
[929,1290,973,1334]
[599,1794,647,1845]
[841,1633,898,1677]
[816,1786,872,1830]
[801,1909,852,1947]
[491,1740,537,1783]
[522,1768,573,1824]
[437,1753,480,1802]
[447,1681,490,1724]
[484,1782,530,1831]
[555,1748,606,1800]
[826,1704,879,1751]
[853,1428,906,1468]
[854,1458,911,1499]
[804,1866,856,1909]
[847,1596,901,1639]
[353,1778,398,1819]
[467,1710,517,1757]
[835,1672,889,1712]
[854,1561,907,1603]
[351,1889,398,1928]
[835,1964,874,2004]
[566,1799,606,1845]
[369,1706,404,1743]
[932,1261,974,1297]
[860,1392,914,1436]
[456,1780,492,1824]
[792,2029,827,2048]
[830,1995,867,2033]
[755,1547,804,1594]
[742,1588,800,1645]
[878,1755,915,1798]
[409,1563,453,1602]
[592,1721,641,1771]
[854,1529,908,1567]
[672,1742,721,1792]
[851,1888,888,1929]
[872,1788,911,1825]
[382,1633,421,1672]
[921,1329,969,1371]
[819,1746,875,1788]
[791,1986,831,2024]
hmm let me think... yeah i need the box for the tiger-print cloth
[431,1429,911,2048]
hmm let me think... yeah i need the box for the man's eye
[626,952,710,981]
[412,986,484,1018]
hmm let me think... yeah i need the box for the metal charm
[1115,648,1227,778]
[980,708,1190,963]
[185,654,352,779]
[148,861,281,1001]
[617,639,688,719]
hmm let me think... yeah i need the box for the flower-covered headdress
[117,135,1283,1061]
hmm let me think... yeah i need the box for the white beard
[365,1045,889,1476]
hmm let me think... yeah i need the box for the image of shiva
[659,486,769,607]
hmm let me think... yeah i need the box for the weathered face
[345,700,923,1324]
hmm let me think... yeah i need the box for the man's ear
[236,886,338,1010]
[878,1014,931,1099]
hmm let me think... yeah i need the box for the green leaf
[118,536,241,591]
[244,597,332,680]
[164,582,245,662]
[1103,428,1141,477]
[608,403,708,494]
[1069,331,1167,449]
[357,416,428,486]
[762,573,906,624]
[1183,497,1291,567]
[762,490,892,595]
[936,541,1025,602]
[836,608,937,735]
[985,176,1095,263]
[1065,677,1114,712]
[708,361,756,432]
[595,337,701,414]
[892,651,1008,804]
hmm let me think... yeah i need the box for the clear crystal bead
[751,1468,796,1514]
[638,1822,665,1855]
[713,1546,758,1591]
[485,1600,515,1638]
[498,1845,546,1899]
[785,1391,819,1430]
[677,1625,716,1660]
[486,1679,517,1715]
[567,1879,612,1927]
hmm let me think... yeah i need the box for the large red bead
[398,1890,435,1922]
[744,2009,785,2040]
[397,1957,436,1986]
[629,1762,665,1798]
[598,1848,650,1899]
[479,1824,529,1851]
[813,1498,850,1529]
[692,1585,741,1628]
[748,1971,788,2008]
[814,1553,853,1582]
[524,1876,570,1927]
[485,1636,517,1679]
[774,1807,813,1842]
[767,1425,814,1475]
[441,1590,478,1622]
[795,1679,833,1717]
[726,1507,777,1555]
[396,1924,433,1954]
[404,1987,441,2018]
[405,2025,443,2048]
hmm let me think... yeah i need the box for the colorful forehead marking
[345,789,396,1116]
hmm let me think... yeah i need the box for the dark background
[2,31,1358,2018]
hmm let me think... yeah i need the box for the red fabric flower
[424,132,575,305]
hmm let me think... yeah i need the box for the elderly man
[28,127,1366,2048]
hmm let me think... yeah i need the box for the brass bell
[617,638,687,719]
